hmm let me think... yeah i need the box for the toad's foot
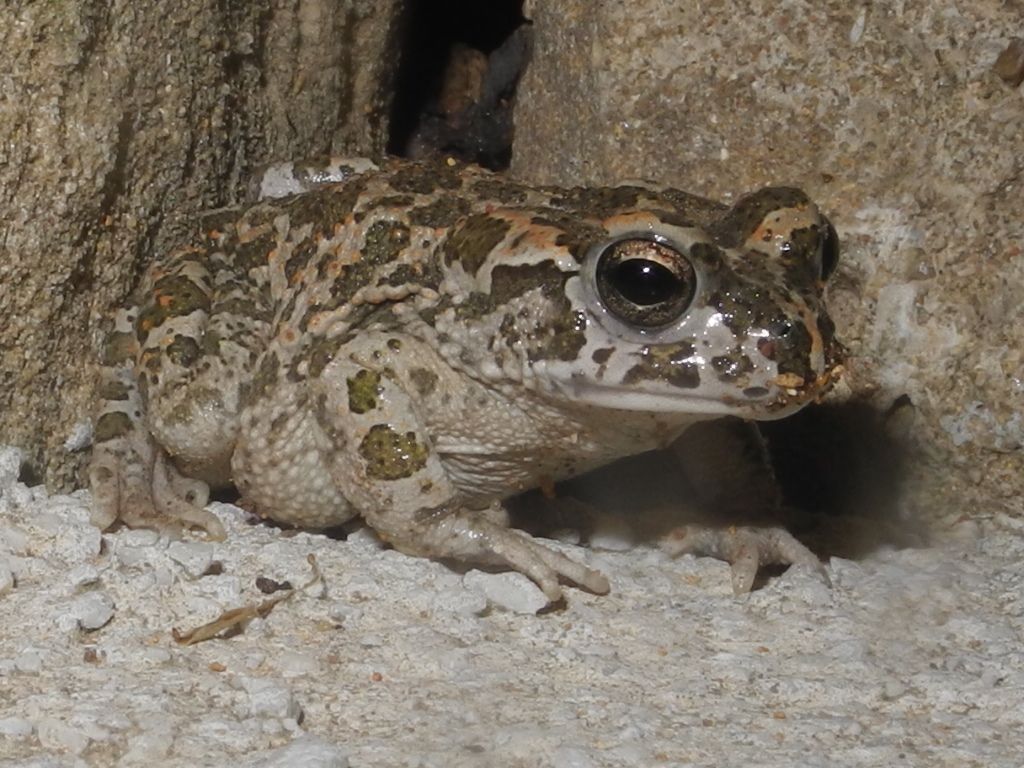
[662,524,828,596]
[387,505,610,603]
[90,443,226,540]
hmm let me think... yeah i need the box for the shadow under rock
[510,400,921,563]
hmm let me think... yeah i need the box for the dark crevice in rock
[387,0,528,170]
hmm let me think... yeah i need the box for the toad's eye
[594,237,696,329]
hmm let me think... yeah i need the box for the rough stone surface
[2,457,1024,765]
[513,0,1024,526]
[0,0,402,489]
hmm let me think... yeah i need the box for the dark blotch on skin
[139,275,210,341]
[388,162,463,194]
[469,178,529,205]
[359,424,429,480]
[304,334,347,379]
[546,186,642,219]
[711,352,754,382]
[774,321,814,380]
[591,347,614,364]
[284,177,369,237]
[361,219,411,266]
[233,230,277,273]
[623,343,700,389]
[94,412,133,442]
[782,225,825,286]
[408,197,472,228]
[443,214,512,275]
[409,367,440,397]
[284,239,317,284]
[711,187,811,249]
[530,212,605,261]
[166,335,201,367]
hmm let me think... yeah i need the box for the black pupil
[613,259,680,306]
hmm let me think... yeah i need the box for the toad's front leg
[309,332,610,603]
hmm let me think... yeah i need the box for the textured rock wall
[0,0,401,487]
[513,0,1023,525]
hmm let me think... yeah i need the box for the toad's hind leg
[90,306,224,538]
[91,233,273,538]
[311,332,610,603]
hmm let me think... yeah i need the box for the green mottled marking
[166,335,201,367]
[94,412,133,442]
[469,178,529,205]
[409,367,439,397]
[347,369,382,414]
[623,343,700,389]
[285,177,369,237]
[458,260,586,362]
[774,321,814,380]
[388,162,463,194]
[711,352,754,382]
[138,275,210,341]
[102,331,136,366]
[408,196,472,228]
[443,214,512,275]
[98,379,131,401]
[547,185,643,218]
[361,219,411,265]
[376,259,443,291]
[233,230,276,272]
[359,424,429,480]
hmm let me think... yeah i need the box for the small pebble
[62,591,116,631]
[35,716,91,755]
[463,570,548,615]
[0,716,33,738]
[15,649,44,674]
[277,650,321,678]
[238,677,304,721]
[67,564,101,589]
[167,540,215,578]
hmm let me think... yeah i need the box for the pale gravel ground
[1,444,1023,768]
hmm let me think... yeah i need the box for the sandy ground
[1,444,1022,768]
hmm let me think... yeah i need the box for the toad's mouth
[549,356,844,420]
